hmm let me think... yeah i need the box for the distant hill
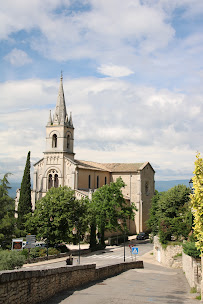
[8,179,190,198]
[8,182,20,199]
[155,180,190,192]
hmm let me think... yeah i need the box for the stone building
[15,75,155,233]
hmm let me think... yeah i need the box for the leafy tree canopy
[147,190,161,235]
[25,186,89,245]
[190,153,203,252]
[90,177,137,246]
[148,185,192,244]
[0,173,15,249]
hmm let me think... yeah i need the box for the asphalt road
[23,240,153,270]
[40,255,198,304]
[23,241,199,303]
[77,240,153,266]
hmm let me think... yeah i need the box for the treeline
[147,153,203,259]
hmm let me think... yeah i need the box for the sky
[0,0,203,183]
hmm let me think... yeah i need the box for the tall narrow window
[88,175,91,189]
[48,174,53,189]
[97,176,99,188]
[54,174,59,188]
[67,134,70,148]
[52,134,57,148]
[105,176,107,185]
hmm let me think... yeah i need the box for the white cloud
[0,0,202,94]
[4,48,32,66]
[0,77,202,182]
[0,0,174,60]
[98,64,134,77]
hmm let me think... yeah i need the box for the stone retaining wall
[182,251,201,292]
[0,261,143,304]
[153,236,182,268]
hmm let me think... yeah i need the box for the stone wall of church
[111,172,141,233]
[77,168,110,190]
[140,164,155,231]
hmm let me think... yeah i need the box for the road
[23,240,153,270]
[23,241,199,303]
[39,251,198,304]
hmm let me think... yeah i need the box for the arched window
[105,176,107,185]
[67,134,70,148]
[52,134,57,148]
[97,176,99,188]
[54,174,58,188]
[48,174,53,189]
[88,175,91,189]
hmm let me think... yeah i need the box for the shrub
[54,244,69,253]
[0,250,25,270]
[183,241,201,258]
[48,247,59,256]
[21,248,29,259]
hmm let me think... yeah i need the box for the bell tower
[45,73,75,160]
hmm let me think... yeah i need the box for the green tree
[17,151,32,231]
[90,177,137,248]
[157,185,192,244]
[147,190,161,235]
[0,173,15,249]
[190,153,203,252]
[25,186,89,245]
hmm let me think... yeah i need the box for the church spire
[54,72,67,125]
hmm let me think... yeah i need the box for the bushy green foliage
[0,250,25,270]
[18,151,32,232]
[90,177,137,247]
[148,185,192,244]
[183,234,201,258]
[0,173,15,249]
[147,190,161,235]
[21,247,60,259]
[25,186,89,245]
[190,153,203,252]
[183,241,201,258]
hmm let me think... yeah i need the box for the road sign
[12,239,23,250]
[132,247,139,254]
[26,235,36,249]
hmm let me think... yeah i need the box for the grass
[161,241,183,250]
[173,252,182,258]
[190,287,197,294]
[195,295,201,300]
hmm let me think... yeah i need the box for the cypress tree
[18,151,32,230]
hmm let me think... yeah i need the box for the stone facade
[0,261,143,304]
[15,75,155,233]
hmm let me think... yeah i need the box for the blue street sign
[132,247,138,254]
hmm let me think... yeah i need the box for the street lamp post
[118,218,126,262]
[189,179,193,193]
[72,223,80,264]
[47,216,53,260]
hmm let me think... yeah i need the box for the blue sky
[0,0,203,182]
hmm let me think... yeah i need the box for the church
[16,75,155,233]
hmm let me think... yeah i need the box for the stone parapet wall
[0,261,143,304]
[182,251,201,292]
[153,236,182,268]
